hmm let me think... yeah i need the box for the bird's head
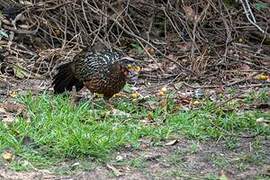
[118,56,141,81]
[107,50,141,80]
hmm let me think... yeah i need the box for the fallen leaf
[168,64,178,71]
[256,117,270,127]
[0,107,5,113]
[165,139,178,146]
[106,164,123,177]
[238,38,244,43]
[158,91,165,97]
[131,92,141,99]
[0,106,16,124]
[2,102,26,114]
[2,114,16,124]
[255,74,269,81]
[183,6,199,22]
[146,47,155,55]
[115,155,124,162]
[111,109,131,117]
[192,100,201,106]
[147,112,154,121]
[9,91,17,97]
[158,86,168,97]
[218,170,230,180]
[0,102,30,122]
[2,150,14,162]
[160,87,167,93]
[183,6,195,18]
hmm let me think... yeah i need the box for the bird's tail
[52,62,83,94]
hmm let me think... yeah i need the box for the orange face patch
[121,66,129,76]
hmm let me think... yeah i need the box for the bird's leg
[71,86,81,105]
[103,96,114,111]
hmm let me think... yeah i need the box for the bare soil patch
[0,136,269,179]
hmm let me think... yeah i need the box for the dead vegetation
[0,0,269,87]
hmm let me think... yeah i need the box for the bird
[52,48,139,100]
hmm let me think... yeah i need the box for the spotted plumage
[52,49,136,99]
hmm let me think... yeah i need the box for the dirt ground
[0,137,269,180]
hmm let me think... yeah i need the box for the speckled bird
[52,49,139,99]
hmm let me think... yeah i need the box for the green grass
[0,91,269,170]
